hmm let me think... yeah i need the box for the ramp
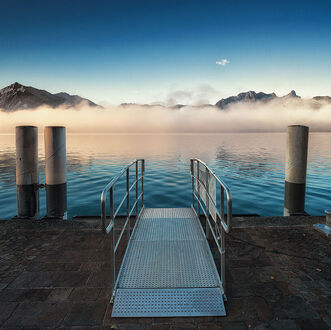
[101,159,232,318]
[112,208,226,317]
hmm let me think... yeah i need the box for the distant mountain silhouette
[121,90,330,109]
[0,82,100,111]
[1,83,330,111]
[312,96,331,102]
[120,102,214,109]
[215,90,303,109]
[119,103,165,108]
[283,90,300,99]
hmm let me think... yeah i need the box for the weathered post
[44,126,67,219]
[284,125,309,216]
[16,126,39,219]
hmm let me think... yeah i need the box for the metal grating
[141,208,196,219]
[118,240,220,288]
[112,288,226,317]
[113,208,225,317]
[132,217,203,241]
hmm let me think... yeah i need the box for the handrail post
[190,159,194,209]
[101,200,106,234]
[197,162,200,217]
[220,226,226,293]
[205,167,211,239]
[142,159,145,208]
[227,197,232,231]
[221,186,224,221]
[126,168,130,239]
[109,186,115,297]
[136,161,138,217]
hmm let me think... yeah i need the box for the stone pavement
[0,215,330,329]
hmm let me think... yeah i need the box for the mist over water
[0,99,331,133]
[1,99,330,219]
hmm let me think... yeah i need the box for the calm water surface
[0,133,330,219]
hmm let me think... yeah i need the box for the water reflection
[0,149,98,183]
[0,133,330,219]
[0,151,16,187]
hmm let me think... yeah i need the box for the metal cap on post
[44,126,67,219]
[16,126,39,219]
[284,125,309,216]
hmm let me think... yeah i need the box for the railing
[101,159,145,296]
[190,158,232,294]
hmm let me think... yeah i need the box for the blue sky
[0,0,330,104]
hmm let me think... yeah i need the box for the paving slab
[0,215,330,328]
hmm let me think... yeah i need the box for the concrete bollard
[44,126,67,219]
[284,125,309,216]
[16,126,39,219]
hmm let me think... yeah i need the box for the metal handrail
[190,158,232,294]
[100,159,145,299]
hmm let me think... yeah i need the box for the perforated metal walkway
[112,208,226,317]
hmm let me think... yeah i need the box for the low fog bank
[0,100,330,133]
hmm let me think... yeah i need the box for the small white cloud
[216,59,230,66]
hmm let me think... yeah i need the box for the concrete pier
[0,215,329,328]
[15,126,39,219]
[44,126,67,219]
[284,125,309,216]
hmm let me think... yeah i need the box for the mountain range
[0,82,99,111]
[216,90,296,109]
[121,90,331,110]
[0,82,330,111]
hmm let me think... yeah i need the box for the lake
[0,133,330,219]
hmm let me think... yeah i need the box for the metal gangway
[101,159,232,317]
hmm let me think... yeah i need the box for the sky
[0,0,331,105]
